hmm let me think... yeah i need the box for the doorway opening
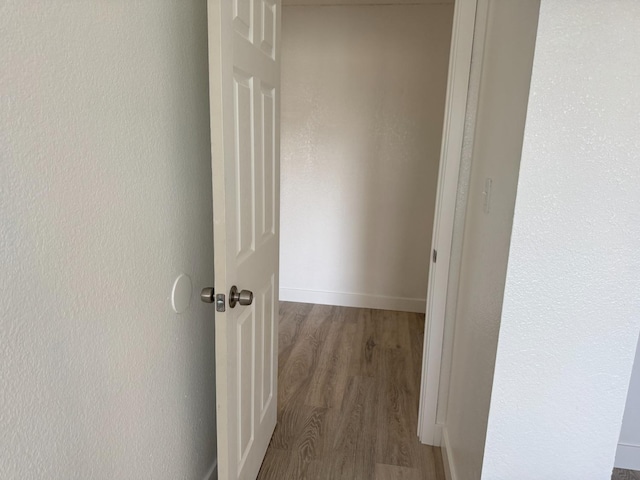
[263,1,460,478]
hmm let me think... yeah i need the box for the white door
[207,1,281,479]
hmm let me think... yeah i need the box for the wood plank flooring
[613,469,640,480]
[257,302,445,480]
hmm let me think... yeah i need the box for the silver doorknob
[201,287,215,303]
[229,285,253,308]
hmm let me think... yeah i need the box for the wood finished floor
[257,302,445,480]
[613,469,640,480]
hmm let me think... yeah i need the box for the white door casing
[418,0,478,446]
[207,1,281,479]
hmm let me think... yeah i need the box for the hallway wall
[483,0,640,477]
[279,4,453,313]
[617,336,640,470]
[0,1,216,478]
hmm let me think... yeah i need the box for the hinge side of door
[433,249,438,263]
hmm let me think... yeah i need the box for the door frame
[418,0,479,446]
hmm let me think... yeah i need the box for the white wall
[482,1,640,478]
[0,2,217,479]
[617,337,640,470]
[283,0,453,4]
[441,1,540,479]
[279,4,453,313]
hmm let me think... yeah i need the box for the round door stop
[171,273,192,314]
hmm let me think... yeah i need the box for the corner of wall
[204,459,218,480]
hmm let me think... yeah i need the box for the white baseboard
[279,287,426,313]
[442,428,457,480]
[616,443,640,471]
[203,458,217,480]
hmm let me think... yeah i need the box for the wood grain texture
[613,469,640,480]
[375,464,421,480]
[257,302,445,480]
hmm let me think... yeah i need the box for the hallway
[257,302,444,480]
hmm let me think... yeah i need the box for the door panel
[261,1,277,58]
[233,70,256,260]
[259,274,276,419]
[208,1,280,479]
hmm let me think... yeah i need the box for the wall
[283,0,453,4]
[482,0,640,478]
[279,4,453,312]
[441,1,540,479]
[617,337,640,470]
[0,2,217,479]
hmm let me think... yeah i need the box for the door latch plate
[216,294,226,312]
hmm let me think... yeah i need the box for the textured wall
[283,0,452,5]
[0,1,217,479]
[279,5,453,312]
[482,0,640,478]
[617,337,640,470]
[442,1,540,479]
